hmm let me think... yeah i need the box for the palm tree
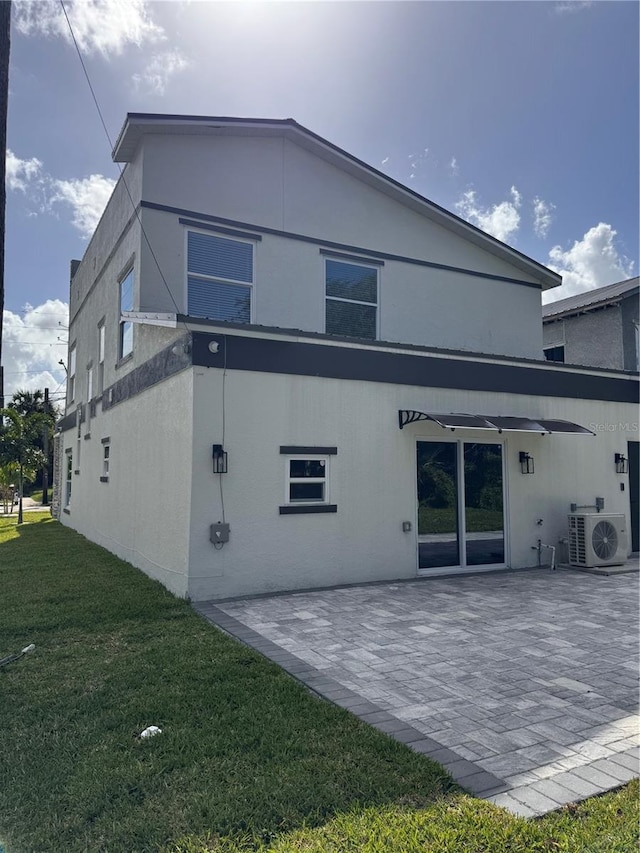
[0,408,47,523]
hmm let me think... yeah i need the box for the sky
[2,0,639,403]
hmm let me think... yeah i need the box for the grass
[418,506,503,535]
[0,514,637,853]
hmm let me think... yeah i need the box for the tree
[7,389,59,500]
[0,408,47,523]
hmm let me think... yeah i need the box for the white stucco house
[53,114,639,600]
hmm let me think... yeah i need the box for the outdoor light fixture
[614,453,628,474]
[519,451,534,474]
[212,444,228,474]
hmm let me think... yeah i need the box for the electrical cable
[59,1,191,337]
[218,336,227,525]
[60,2,232,546]
[0,644,35,669]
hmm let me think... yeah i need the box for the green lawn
[418,506,503,535]
[1,514,637,853]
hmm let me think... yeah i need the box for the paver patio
[194,567,639,817]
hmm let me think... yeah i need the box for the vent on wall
[568,513,626,568]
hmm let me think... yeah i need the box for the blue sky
[2,0,639,402]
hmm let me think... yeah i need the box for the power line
[59,1,191,337]
[3,369,67,374]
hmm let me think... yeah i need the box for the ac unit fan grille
[591,520,618,561]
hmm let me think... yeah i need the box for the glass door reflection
[463,442,504,566]
[417,441,459,569]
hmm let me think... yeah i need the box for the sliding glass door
[417,440,505,570]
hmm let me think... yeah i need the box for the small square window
[103,443,110,478]
[286,457,328,505]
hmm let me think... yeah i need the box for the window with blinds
[325,258,377,339]
[187,231,253,323]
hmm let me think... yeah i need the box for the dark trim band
[279,504,338,515]
[141,200,542,290]
[192,332,639,404]
[320,249,384,267]
[280,446,338,455]
[179,218,263,242]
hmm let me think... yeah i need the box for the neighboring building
[53,114,639,600]
[542,277,640,371]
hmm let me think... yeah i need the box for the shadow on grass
[0,518,459,853]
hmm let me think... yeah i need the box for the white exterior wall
[59,369,194,597]
[137,133,545,359]
[187,361,637,601]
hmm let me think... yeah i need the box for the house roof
[542,277,639,321]
[113,113,561,290]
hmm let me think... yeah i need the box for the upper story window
[325,258,378,340]
[98,321,105,394]
[544,345,565,363]
[68,345,77,403]
[187,230,253,324]
[119,269,134,360]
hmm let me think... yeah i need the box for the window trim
[184,226,255,324]
[324,256,379,340]
[283,454,330,507]
[68,344,77,403]
[65,448,73,507]
[119,267,134,360]
[98,319,105,394]
[102,440,110,481]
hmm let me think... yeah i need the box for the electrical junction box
[210,523,230,544]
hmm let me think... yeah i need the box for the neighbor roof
[113,113,561,291]
[543,277,639,321]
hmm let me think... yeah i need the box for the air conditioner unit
[568,513,627,568]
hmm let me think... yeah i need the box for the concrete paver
[194,568,639,816]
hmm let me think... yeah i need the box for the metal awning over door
[398,410,595,434]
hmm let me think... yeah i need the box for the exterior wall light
[212,444,228,474]
[614,453,628,474]
[519,451,534,474]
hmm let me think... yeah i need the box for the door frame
[628,440,639,553]
[415,435,509,575]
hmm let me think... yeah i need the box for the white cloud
[407,148,429,181]
[5,150,43,192]
[544,222,635,303]
[448,156,459,177]
[132,49,190,95]
[554,1,593,15]
[533,196,555,238]
[381,157,389,166]
[50,174,116,239]
[455,186,522,244]
[14,0,164,57]
[2,300,69,402]
[6,149,115,239]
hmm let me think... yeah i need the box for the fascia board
[113,113,561,290]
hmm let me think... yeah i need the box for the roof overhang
[113,113,561,291]
[398,410,596,435]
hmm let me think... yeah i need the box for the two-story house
[53,114,639,600]
[543,277,639,370]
